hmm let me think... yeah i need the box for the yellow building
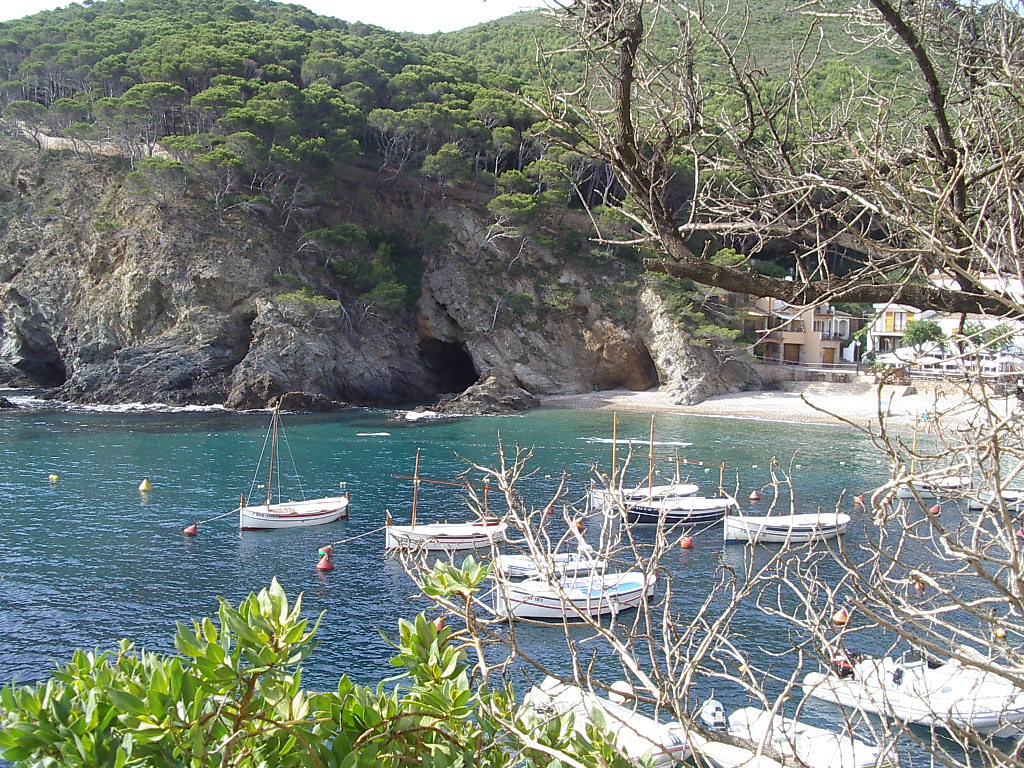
[745,298,858,366]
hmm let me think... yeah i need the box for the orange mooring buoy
[749,490,761,501]
[832,607,850,626]
[183,524,198,536]
[433,615,446,632]
[913,580,926,593]
[995,626,1008,640]
[316,554,335,571]
[853,494,865,508]
[680,536,695,549]
[928,504,941,514]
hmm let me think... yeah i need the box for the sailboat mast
[611,413,618,489]
[648,415,655,496]
[266,405,279,507]
[411,448,421,529]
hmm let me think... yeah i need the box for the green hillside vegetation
[0,0,912,329]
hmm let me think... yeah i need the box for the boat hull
[385,521,507,552]
[723,512,850,544]
[496,570,655,620]
[624,496,737,525]
[239,495,349,530]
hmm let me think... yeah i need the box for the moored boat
[238,403,350,531]
[385,448,507,552]
[723,511,850,544]
[624,495,738,525]
[523,676,689,766]
[590,480,701,511]
[968,488,1024,511]
[493,548,606,579]
[895,474,973,499]
[240,495,350,531]
[494,569,655,620]
[692,698,887,768]
[385,519,507,552]
[802,647,1024,738]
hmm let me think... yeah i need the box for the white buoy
[48,473,59,483]
[138,478,152,492]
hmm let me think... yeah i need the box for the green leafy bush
[0,575,626,768]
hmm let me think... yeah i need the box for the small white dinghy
[691,699,887,768]
[803,647,1024,739]
[495,570,655,621]
[523,676,689,767]
[723,512,850,545]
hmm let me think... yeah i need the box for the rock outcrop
[638,287,761,404]
[0,142,760,411]
[433,370,540,415]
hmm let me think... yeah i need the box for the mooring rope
[192,507,241,526]
[321,525,387,549]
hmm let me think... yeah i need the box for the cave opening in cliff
[419,338,478,394]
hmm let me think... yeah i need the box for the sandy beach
[539,383,1015,430]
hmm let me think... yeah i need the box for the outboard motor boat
[699,698,727,731]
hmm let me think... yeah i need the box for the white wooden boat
[693,699,887,768]
[493,548,606,579]
[723,512,850,544]
[895,474,973,499]
[495,569,655,620]
[240,495,350,531]
[385,448,506,552]
[803,647,1024,738]
[968,488,1024,511]
[524,676,689,766]
[385,519,507,552]
[239,404,349,531]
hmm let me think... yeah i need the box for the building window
[813,320,824,332]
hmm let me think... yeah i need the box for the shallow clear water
[0,401,936,761]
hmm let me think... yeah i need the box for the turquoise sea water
[0,397,928,760]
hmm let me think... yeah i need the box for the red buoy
[316,554,335,571]
[928,504,941,514]
[433,615,446,632]
[183,524,198,537]
[318,545,333,557]
[832,607,850,626]
[853,494,865,508]
[749,490,761,501]
[680,536,695,549]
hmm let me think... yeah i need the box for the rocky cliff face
[0,143,759,410]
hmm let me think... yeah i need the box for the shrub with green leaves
[0,576,627,768]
